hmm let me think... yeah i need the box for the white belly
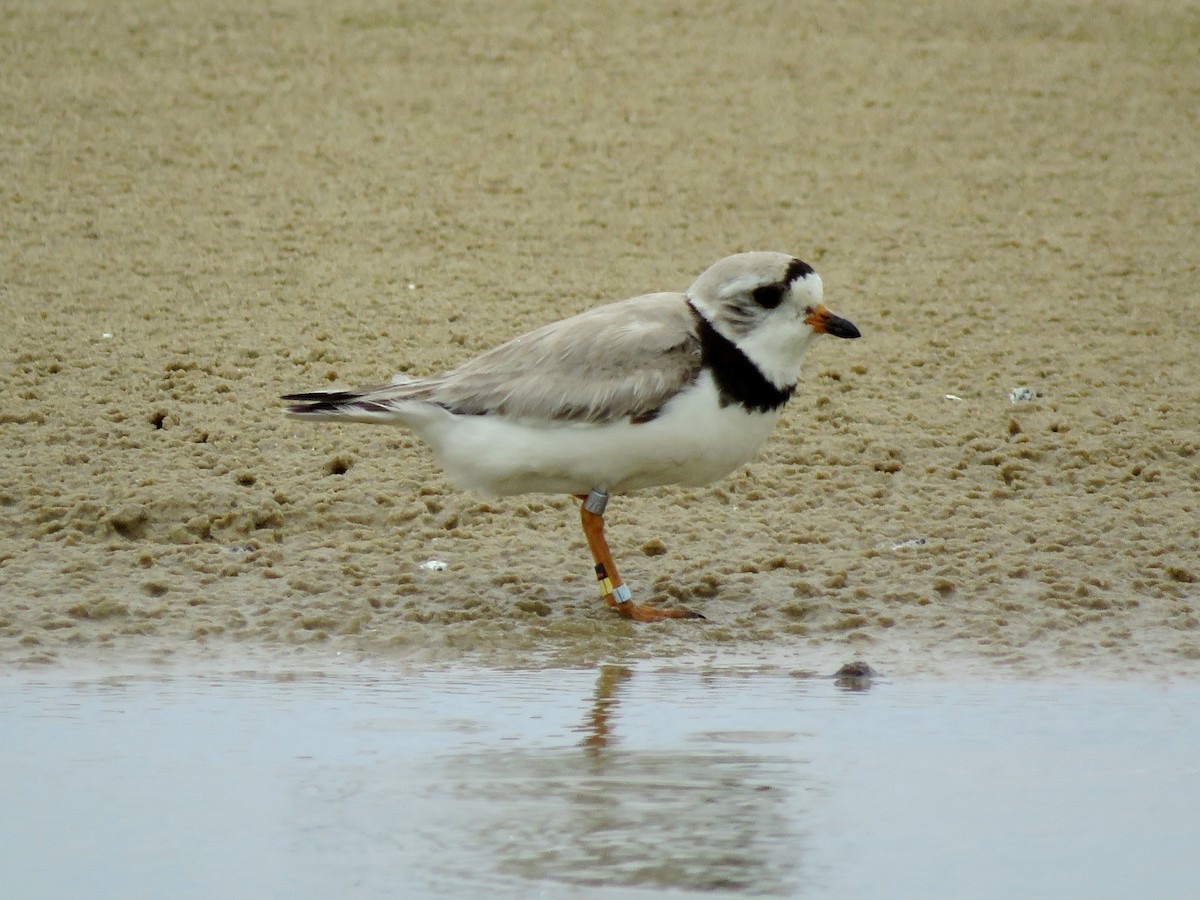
[415,372,783,496]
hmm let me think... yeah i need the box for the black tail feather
[281,390,361,403]
[283,390,398,416]
[283,390,356,416]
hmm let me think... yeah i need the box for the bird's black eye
[752,283,786,309]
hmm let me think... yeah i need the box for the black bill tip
[825,314,861,340]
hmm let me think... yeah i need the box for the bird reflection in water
[444,664,804,894]
[576,663,634,754]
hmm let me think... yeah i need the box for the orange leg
[574,491,704,622]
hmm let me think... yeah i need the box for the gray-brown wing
[355,292,703,424]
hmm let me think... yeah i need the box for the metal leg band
[583,488,609,515]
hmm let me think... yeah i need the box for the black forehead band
[784,258,815,284]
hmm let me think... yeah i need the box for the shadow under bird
[283,251,860,620]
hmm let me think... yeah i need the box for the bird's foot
[605,595,705,622]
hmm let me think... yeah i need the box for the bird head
[687,252,860,388]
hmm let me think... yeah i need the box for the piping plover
[284,251,860,621]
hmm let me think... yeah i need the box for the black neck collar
[688,301,794,413]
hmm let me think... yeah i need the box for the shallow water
[2,664,1197,899]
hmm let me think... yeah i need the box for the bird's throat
[688,302,795,414]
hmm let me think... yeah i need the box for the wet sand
[2,0,1199,674]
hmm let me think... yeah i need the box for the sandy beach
[2,0,1198,675]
